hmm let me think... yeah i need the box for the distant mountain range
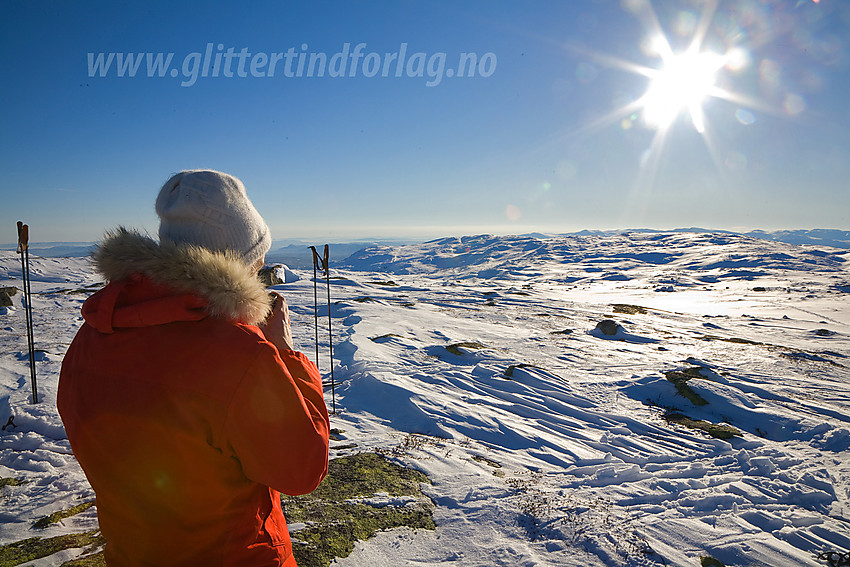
[742,229,850,249]
[0,242,98,257]
[2,229,849,260]
[570,228,850,249]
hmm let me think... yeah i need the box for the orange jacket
[58,230,329,566]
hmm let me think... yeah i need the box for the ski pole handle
[17,221,29,254]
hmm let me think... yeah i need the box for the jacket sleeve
[223,343,330,495]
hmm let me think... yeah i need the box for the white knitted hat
[155,170,271,267]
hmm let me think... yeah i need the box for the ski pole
[16,222,38,404]
[309,246,320,368]
[323,244,335,415]
[20,223,37,404]
[310,244,335,414]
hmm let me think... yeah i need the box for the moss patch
[33,501,95,529]
[61,552,107,566]
[664,368,710,406]
[285,501,433,567]
[0,477,27,488]
[446,342,487,356]
[664,414,741,440]
[612,304,647,315]
[702,334,764,346]
[701,556,726,567]
[62,553,107,567]
[472,455,502,469]
[281,452,434,567]
[370,333,402,342]
[0,531,104,567]
[311,452,429,501]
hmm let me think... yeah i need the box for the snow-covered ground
[2,231,849,566]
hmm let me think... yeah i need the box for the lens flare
[505,204,522,221]
[641,45,727,134]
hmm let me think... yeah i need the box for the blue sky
[2,0,849,243]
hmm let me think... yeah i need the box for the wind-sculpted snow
[1,232,849,566]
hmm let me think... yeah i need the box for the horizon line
[2,226,850,251]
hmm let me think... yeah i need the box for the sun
[572,1,758,142]
[564,0,771,193]
[640,40,727,134]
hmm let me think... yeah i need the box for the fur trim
[92,228,271,325]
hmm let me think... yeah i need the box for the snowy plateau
[1,231,849,566]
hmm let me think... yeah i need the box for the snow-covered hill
[2,232,849,566]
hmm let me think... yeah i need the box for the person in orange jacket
[58,170,330,566]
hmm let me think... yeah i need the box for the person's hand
[258,292,295,352]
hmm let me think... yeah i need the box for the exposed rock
[258,264,300,287]
[595,319,622,336]
[0,287,18,308]
[258,266,284,287]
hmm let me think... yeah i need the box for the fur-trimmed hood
[90,228,271,325]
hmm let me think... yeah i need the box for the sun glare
[641,41,727,134]
[568,0,783,195]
